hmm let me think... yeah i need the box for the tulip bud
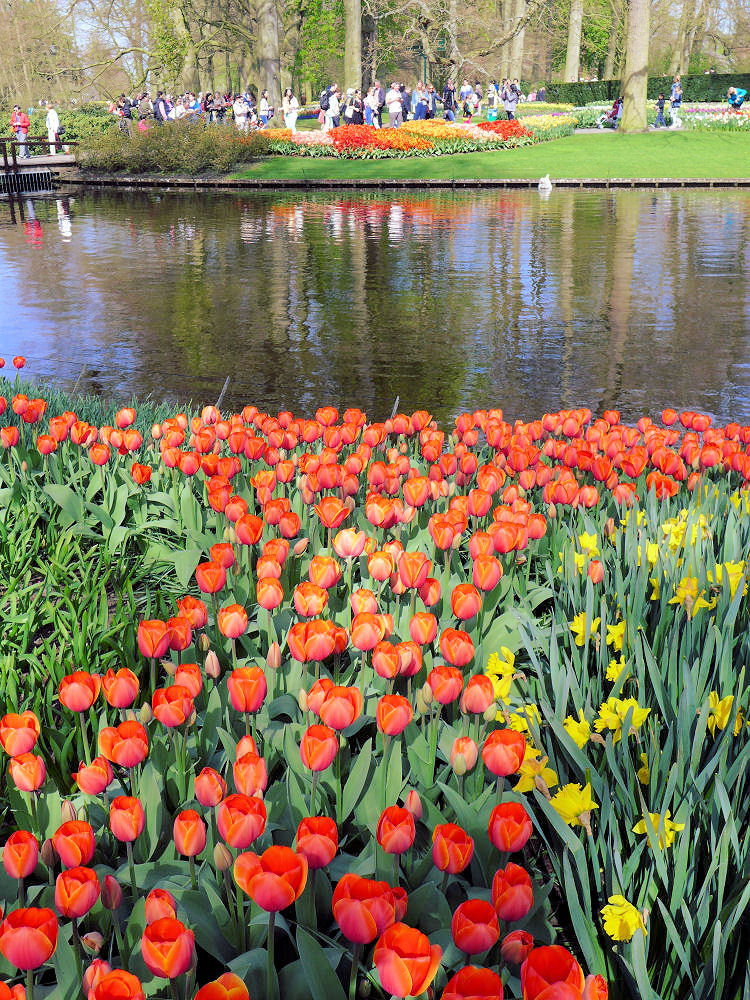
[102,874,123,910]
[205,650,221,679]
[41,838,58,869]
[82,931,104,955]
[293,537,309,556]
[604,516,616,540]
[228,527,237,545]
[266,641,281,670]
[448,481,457,497]
[61,799,77,824]
[188,708,197,727]
[452,753,467,776]
[547,502,557,519]
[483,703,497,723]
[21,461,28,473]
[415,690,429,716]
[358,978,371,997]
[140,702,153,725]
[298,688,309,712]
[223,526,232,541]
[421,682,433,706]
[199,633,211,653]
[213,842,233,871]
[404,789,422,820]
[162,659,177,676]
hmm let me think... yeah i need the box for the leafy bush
[546,73,750,105]
[77,119,269,174]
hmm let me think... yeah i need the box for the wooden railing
[1,136,78,173]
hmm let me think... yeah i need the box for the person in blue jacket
[728,87,747,109]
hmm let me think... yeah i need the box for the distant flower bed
[683,108,750,130]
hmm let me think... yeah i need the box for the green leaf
[174,547,204,589]
[341,738,372,821]
[296,927,347,1000]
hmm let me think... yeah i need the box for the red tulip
[482,729,526,777]
[376,695,413,736]
[52,820,95,867]
[319,686,363,730]
[98,721,148,768]
[165,616,192,652]
[108,796,144,843]
[216,793,267,849]
[195,561,226,594]
[234,845,308,911]
[145,889,177,923]
[194,767,227,807]
[451,899,499,954]
[141,917,195,978]
[152,685,194,727]
[377,806,416,855]
[521,946,585,1000]
[441,965,504,1000]
[332,873,406,943]
[101,669,139,709]
[451,584,482,621]
[0,907,58,969]
[295,816,338,869]
[194,973,249,1000]
[137,620,170,659]
[0,712,40,756]
[3,830,39,879]
[501,929,534,965]
[227,668,267,713]
[428,665,464,705]
[173,810,206,857]
[460,676,494,715]
[58,672,101,712]
[488,802,533,853]
[432,823,474,874]
[300,725,338,772]
[492,862,534,921]
[373,922,442,997]
[8,753,45,792]
[55,866,101,919]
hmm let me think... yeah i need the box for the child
[654,93,666,128]
[462,98,473,122]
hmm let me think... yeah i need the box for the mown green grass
[233,131,750,181]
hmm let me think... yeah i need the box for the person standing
[386,83,403,127]
[669,75,682,128]
[503,78,519,120]
[654,92,666,128]
[259,90,270,126]
[153,91,168,125]
[233,93,249,131]
[364,86,378,126]
[11,105,31,158]
[374,79,385,127]
[426,84,438,119]
[45,101,60,153]
[442,79,457,122]
[283,88,299,132]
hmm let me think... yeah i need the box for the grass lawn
[233,131,750,181]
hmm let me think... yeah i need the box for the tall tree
[619,0,649,132]
[344,0,362,90]
[564,0,583,80]
[257,0,282,107]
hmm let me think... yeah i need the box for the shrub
[545,72,750,105]
[77,119,269,174]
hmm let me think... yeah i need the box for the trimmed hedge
[545,72,750,104]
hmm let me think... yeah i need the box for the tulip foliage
[0,365,749,1000]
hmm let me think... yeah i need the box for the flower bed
[0,356,749,1000]
[682,108,750,130]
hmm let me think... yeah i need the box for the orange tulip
[58,672,101,712]
[152,686,194,728]
[52,820,95,867]
[9,753,46,792]
[195,561,226,594]
[488,802,533,853]
[55,866,101,919]
[441,966,504,1000]
[101,669,139,709]
[83,958,114,996]
[472,554,503,592]
[482,729,526,777]
[73,756,113,795]
[233,752,268,797]
[460,675,494,715]
[287,621,336,663]
[313,496,350,530]
[174,663,203,698]
[0,712,40,756]
[234,845,308,911]
[0,907,58,969]
[377,806,416,855]
[308,555,342,590]
[409,612,437,646]
[176,595,208,629]
[350,612,386,652]
[227,667,267,713]
[428,665,464,705]
[432,823,474,874]
[136,620,170,659]
[98,721,148,768]
[109,797,145,843]
[145,889,177,923]
[373,923,442,998]
[295,816,338,870]
[492,862,534,921]
[440,628,474,667]
[165,616,192,652]
[218,604,248,639]
[521,946,585,1000]
[450,737,479,772]
[319,686,363,730]
[194,973,249,1000]
[216,793,267,849]
[451,899,499,955]
[376,695,413,736]
[332,528,367,559]
[583,974,609,1000]
[332,873,406,944]
[368,550,395,582]
[255,577,284,610]
[300,724,338,772]
[141,918,195,978]
[372,641,400,679]
[293,582,329,618]
[3,830,39,879]
[173,809,206,857]
[501,929,534,965]
[194,767,227,807]
[398,551,432,590]
[235,513,264,546]
[0,426,20,449]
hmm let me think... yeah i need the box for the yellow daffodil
[606,621,626,652]
[486,648,515,703]
[594,697,651,744]
[514,746,558,794]
[669,576,715,619]
[645,541,659,566]
[601,895,647,941]
[649,577,660,601]
[707,561,746,598]
[633,810,685,849]
[578,532,599,557]
[563,709,590,749]
[606,657,628,683]
[570,613,600,647]
[573,550,586,574]
[707,692,734,737]
[620,509,646,529]
[550,782,598,827]
[637,753,650,785]
[508,703,541,734]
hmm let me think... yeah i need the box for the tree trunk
[619,0,650,132]
[362,14,377,87]
[344,0,362,91]
[564,0,583,82]
[448,0,460,79]
[603,0,621,79]
[684,0,709,70]
[669,1,689,75]
[509,0,526,79]
[258,0,282,108]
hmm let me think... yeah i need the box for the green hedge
[545,72,750,104]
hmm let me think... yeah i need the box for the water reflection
[0,187,748,425]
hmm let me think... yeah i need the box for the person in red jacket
[10,106,31,158]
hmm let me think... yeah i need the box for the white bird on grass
[538,174,552,192]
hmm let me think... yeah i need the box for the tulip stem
[18,877,25,906]
[189,855,197,891]
[348,942,361,1000]
[79,712,92,767]
[126,841,138,902]
[26,968,34,1000]
[27,792,40,839]
[310,772,319,816]
[71,918,84,985]
[266,910,276,1000]
[170,976,181,1000]
[335,751,342,826]
[112,907,129,969]
[380,735,392,813]
[440,869,449,896]
[150,657,157,696]
[392,853,399,886]
[236,881,246,952]
[496,776,505,804]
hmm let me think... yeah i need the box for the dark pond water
[1,187,749,425]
